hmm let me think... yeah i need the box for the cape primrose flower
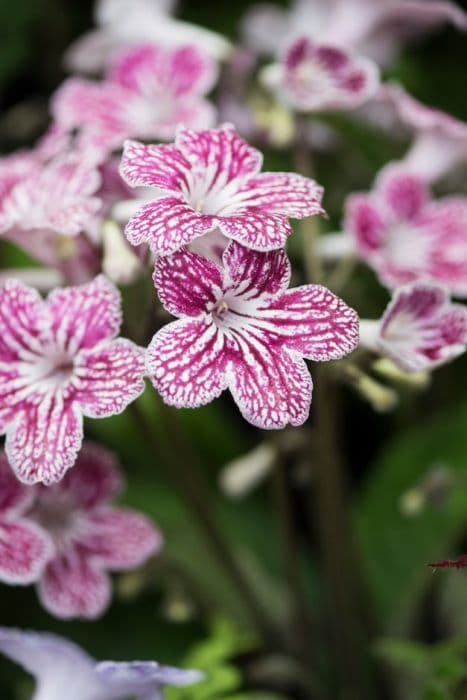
[0,454,52,585]
[359,283,467,372]
[344,168,467,295]
[119,124,325,255]
[0,275,145,485]
[0,627,203,700]
[261,37,379,113]
[28,443,162,620]
[147,241,359,429]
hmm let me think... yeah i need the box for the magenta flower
[65,0,230,74]
[146,242,359,429]
[0,275,146,485]
[27,443,162,620]
[381,83,467,182]
[0,627,202,700]
[359,283,467,372]
[0,454,52,585]
[243,0,467,66]
[119,124,324,255]
[344,168,467,295]
[261,37,379,113]
[53,43,218,154]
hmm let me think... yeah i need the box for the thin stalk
[130,400,284,649]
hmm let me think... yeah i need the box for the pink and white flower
[359,283,467,371]
[380,83,467,182]
[0,454,52,585]
[147,242,359,429]
[243,0,467,67]
[0,275,146,485]
[28,443,162,620]
[53,43,218,154]
[0,627,203,700]
[65,0,231,74]
[119,124,325,255]
[261,37,379,112]
[344,168,467,295]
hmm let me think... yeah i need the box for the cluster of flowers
[1,0,467,694]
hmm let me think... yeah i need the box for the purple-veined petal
[0,453,35,516]
[176,124,263,182]
[154,249,222,317]
[120,139,190,190]
[267,285,360,360]
[96,660,204,693]
[377,169,429,221]
[0,520,52,585]
[146,318,228,408]
[124,196,216,254]
[228,347,312,429]
[0,279,49,362]
[241,172,324,218]
[47,275,122,352]
[76,339,146,418]
[82,508,162,569]
[38,548,112,620]
[218,212,291,251]
[344,193,387,254]
[5,399,83,486]
[222,242,291,299]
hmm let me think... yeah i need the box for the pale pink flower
[53,43,218,154]
[261,37,379,113]
[243,0,467,67]
[380,83,467,182]
[344,168,467,295]
[147,242,359,429]
[119,124,325,256]
[0,275,146,485]
[65,0,231,74]
[0,454,52,585]
[28,443,162,620]
[359,283,467,371]
[0,627,202,700]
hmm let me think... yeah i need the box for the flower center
[31,493,84,550]
[27,348,76,392]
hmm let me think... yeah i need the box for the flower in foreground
[0,627,203,700]
[27,443,162,619]
[147,242,359,429]
[53,43,218,154]
[359,283,467,372]
[0,454,52,585]
[261,37,379,113]
[344,168,467,295]
[120,124,324,255]
[0,275,145,485]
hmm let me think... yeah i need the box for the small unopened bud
[56,235,78,261]
[101,220,142,285]
[344,365,398,412]
[250,96,295,147]
[372,358,430,389]
[399,488,426,517]
[219,443,276,498]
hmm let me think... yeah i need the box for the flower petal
[120,139,190,190]
[222,242,291,298]
[146,318,228,408]
[242,172,324,218]
[82,508,162,569]
[154,248,222,317]
[38,549,112,620]
[51,443,123,508]
[219,212,291,251]
[124,196,215,254]
[0,279,48,362]
[377,169,429,221]
[0,453,34,516]
[0,520,52,585]
[268,285,360,360]
[176,124,263,182]
[47,275,122,353]
[97,660,203,693]
[76,339,146,418]
[344,193,387,254]
[228,347,312,429]
[5,399,83,485]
